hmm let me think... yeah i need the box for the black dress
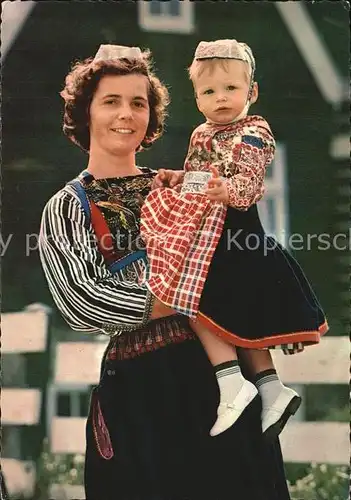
[198,204,328,354]
[85,316,291,500]
[65,171,290,500]
[40,170,291,499]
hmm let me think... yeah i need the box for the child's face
[194,60,257,124]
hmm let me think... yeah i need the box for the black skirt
[84,316,291,500]
[198,205,328,350]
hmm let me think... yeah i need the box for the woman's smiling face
[88,73,150,156]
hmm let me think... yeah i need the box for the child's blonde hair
[188,58,251,87]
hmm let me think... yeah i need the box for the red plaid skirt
[140,188,226,318]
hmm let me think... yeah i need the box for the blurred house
[3,0,348,329]
[1,2,349,490]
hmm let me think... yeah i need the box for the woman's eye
[105,100,116,105]
[133,101,144,108]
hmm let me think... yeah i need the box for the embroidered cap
[93,44,143,63]
[194,39,255,77]
[193,39,257,123]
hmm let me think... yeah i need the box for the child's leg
[190,321,258,436]
[239,348,301,439]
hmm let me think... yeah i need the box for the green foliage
[305,385,349,422]
[32,438,84,500]
[323,405,350,423]
[287,463,349,500]
[9,449,350,500]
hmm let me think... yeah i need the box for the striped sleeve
[38,188,154,336]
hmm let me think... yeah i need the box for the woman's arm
[39,189,173,335]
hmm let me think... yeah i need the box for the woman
[39,44,291,500]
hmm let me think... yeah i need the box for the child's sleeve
[183,127,203,173]
[224,118,276,211]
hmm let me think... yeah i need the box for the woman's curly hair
[60,49,170,153]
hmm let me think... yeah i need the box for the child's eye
[227,85,236,91]
[203,89,214,95]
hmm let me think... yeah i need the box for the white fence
[1,306,349,498]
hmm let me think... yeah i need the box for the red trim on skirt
[196,312,329,349]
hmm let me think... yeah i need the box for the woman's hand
[205,166,229,204]
[150,297,177,320]
[151,169,184,190]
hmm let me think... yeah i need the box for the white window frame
[257,143,289,247]
[138,0,194,34]
[46,383,90,436]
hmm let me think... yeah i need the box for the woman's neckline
[83,166,153,181]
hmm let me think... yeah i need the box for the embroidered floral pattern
[83,168,155,260]
[184,115,276,211]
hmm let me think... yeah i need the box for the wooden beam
[49,484,85,500]
[54,341,108,385]
[51,417,87,454]
[49,417,349,465]
[1,1,36,61]
[2,389,41,425]
[54,337,349,386]
[330,134,350,160]
[280,422,349,464]
[1,310,48,354]
[275,2,344,105]
[272,336,349,384]
[0,459,35,497]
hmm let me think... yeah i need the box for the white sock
[255,370,285,408]
[215,360,245,404]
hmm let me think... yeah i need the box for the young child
[140,39,328,439]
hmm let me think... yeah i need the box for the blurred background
[1,1,349,499]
